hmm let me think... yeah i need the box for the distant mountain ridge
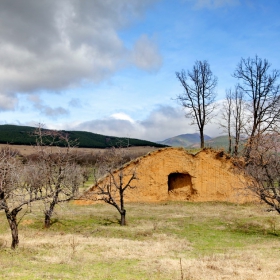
[158,133,212,147]
[158,133,231,150]
[0,124,166,149]
[189,135,231,149]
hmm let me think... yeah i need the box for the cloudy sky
[0,0,279,141]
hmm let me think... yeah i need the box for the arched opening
[168,173,196,199]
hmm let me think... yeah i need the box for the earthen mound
[81,148,253,203]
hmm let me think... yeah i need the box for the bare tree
[220,87,246,156]
[92,147,137,226]
[232,88,246,156]
[243,131,280,213]
[176,60,217,148]
[0,148,47,249]
[96,167,137,226]
[32,126,83,228]
[220,89,233,154]
[233,56,280,159]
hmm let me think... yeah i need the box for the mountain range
[0,124,231,150]
[158,133,230,150]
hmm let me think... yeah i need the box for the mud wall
[83,148,253,203]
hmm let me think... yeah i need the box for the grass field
[0,143,159,156]
[1,201,280,279]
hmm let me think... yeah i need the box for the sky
[0,0,280,142]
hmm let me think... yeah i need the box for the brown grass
[0,229,279,279]
[0,143,158,156]
[1,199,280,279]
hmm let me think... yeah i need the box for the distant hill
[158,133,235,151]
[188,135,249,154]
[0,124,167,149]
[205,135,232,149]
[158,133,212,147]
[188,135,230,150]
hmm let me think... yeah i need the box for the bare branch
[176,60,217,148]
[92,147,138,226]
[242,130,280,213]
[233,56,280,159]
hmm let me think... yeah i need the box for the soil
[82,147,253,203]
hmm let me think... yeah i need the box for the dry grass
[0,144,158,156]
[156,248,280,280]
[1,201,280,279]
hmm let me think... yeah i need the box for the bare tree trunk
[234,137,239,156]
[200,130,205,149]
[220,89,234,154]
[120,209,126,226]
[227,99,232,154]
[5,209,20,249]
[44,210,52,228]
[244,130,255,161]
[44,192,59,228]
[228,136,232,154]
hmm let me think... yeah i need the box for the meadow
[0,144,158,156]
[1,201,280,279]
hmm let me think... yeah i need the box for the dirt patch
[21,219,34,225]
[73,200,96,206]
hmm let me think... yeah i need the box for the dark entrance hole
[168,173,196,199]
[168,173,192,191]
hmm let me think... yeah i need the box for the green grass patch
[1,201,280,279]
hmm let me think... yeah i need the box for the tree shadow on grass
[229,221,280,237]
[97,218,119,226]
[47,218,68,228]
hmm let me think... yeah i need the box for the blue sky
[0,0,279,141]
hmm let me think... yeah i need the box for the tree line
[176,56,280,156]
[176,55,280,213]
[0,126,141,249]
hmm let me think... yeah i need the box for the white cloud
[68,98,82,108]
[0,0,160,110]
[71,105,224,142]
[110,112,135,123]
[73,118,137,138]
[39,106,69,118]
[130,34,162,71]
[0,94,18,111]
[27,93,69,119]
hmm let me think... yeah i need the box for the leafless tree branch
[176,60,217,148]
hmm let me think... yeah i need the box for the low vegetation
[0,130,158,249]
[1,201,280,279]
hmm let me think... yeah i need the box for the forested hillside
[0,125,166,148]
